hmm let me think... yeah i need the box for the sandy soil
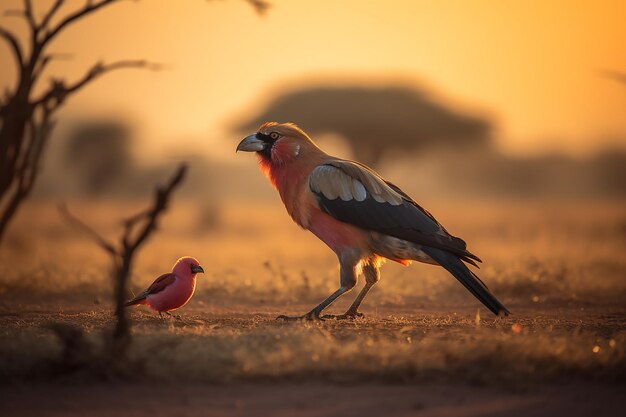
[1,302,624,416]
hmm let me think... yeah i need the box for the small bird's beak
[191,265,205,274]
[236,134,266,152]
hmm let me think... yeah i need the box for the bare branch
[32,53,73,81]
[32,55,53,81]
[33,59,161,106]
[50,161,187,369]
[23,0,37,31]
[0,0,168,244]
[0,27,24,68]
[43,0,118,45]
[15,116,37,188]
[123,164,187,253]
[58,203,118,256]
[39,0,65,32]
[20,107,55,192]
[58,164,186,262]
[122,207,152,229]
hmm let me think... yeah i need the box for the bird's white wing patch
[310,162,404,205]
[351,178,367,201]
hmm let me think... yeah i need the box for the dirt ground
[1,303,624,416]
[1,200,625,416]
[1,380,624,417]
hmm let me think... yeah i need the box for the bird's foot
[322,311,365,320]
[164,312,183,321]
[276,310,324,321]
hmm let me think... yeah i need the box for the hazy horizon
[1,0,625,161]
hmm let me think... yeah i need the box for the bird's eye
[270,132,279,140]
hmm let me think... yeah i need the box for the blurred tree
[0,0,269,244]
[0,0,159,244]
[233,85,493,166]
[64,119,133,195]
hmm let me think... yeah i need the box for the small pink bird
[125,256,205,318]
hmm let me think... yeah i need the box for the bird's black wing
[309,160,510,315]
[309,160,481,265]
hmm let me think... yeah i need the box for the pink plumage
[125,256,204,314]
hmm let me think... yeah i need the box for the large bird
[237,122,509,320]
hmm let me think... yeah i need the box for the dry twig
[59,163,187,363]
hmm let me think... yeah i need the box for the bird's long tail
[422,247,510,316]
[124,297,147,307]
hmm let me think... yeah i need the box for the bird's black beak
[236,134,266,152]
[191,265,205,274]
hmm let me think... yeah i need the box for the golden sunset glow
[1,2,625,413]
[1,0,625,157]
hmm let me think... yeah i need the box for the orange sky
[1,0,625,158]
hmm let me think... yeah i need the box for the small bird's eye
[270,132,279,140]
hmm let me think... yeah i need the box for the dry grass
[0,199,625,384]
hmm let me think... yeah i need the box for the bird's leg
[277,251,360,321]
[165,311,182,321]
[344,262,380,318]
[324,262,380,320]
[158,311,164,320]
[277,287,349,321]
